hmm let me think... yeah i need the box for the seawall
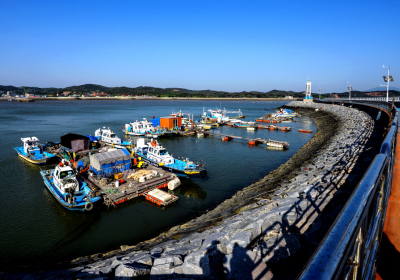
[5,101,385,279]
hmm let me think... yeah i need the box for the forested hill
[1,84,399,98]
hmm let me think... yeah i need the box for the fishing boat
[272,109,299,118]
[233,121,257,129]
[256,116,282,123]
[14,137,56,164]
[201,108,245,121]
[40,163,101,211]
[95,127,133,148]
[123,119,164,138]
[266,139,289,149]
[134,138,207,178]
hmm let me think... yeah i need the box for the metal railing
[299,102,398,280]
[327,97,400,102]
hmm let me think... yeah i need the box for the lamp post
[318,87,322,99]
[380,65,394,103]
[347,82,353,102]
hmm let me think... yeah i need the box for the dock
[207,132,289,148]
[80,165,178,208]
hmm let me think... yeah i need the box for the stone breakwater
[7,102,378,279]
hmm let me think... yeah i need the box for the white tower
[305,79,312,99]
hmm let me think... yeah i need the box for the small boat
[40,163,101,211]
[266,139,289,149]
[123,119,164,138]
[272,109,299,118]
[256,116,282,123]
[14,137,56,164]
[201,107,246,120]
[299,129,313,133]
[134,138,207,178]
[233,121,257,129]
[95,127,133,148]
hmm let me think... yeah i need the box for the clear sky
[1,0,399,93]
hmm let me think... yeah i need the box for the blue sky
[1,0,399,93]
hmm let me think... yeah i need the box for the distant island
[1,84,399,99]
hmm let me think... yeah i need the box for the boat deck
[80,165,177,208]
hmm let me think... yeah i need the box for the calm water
[0,99,316,267]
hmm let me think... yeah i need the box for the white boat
[272,109,299,118]
[95,127,133,148]
[123,119,164,138]
[201,107,245,120]
[266,139,289,149]
[14,137,56,164]
[40,163,101,211]
[134,138,207,178]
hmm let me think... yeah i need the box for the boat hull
[40,170,100,211]
[123,129,163,138]
[14,147,55,165]
[138,156,207,178]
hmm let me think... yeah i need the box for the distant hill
[62,84,109,92]
[364,87,400,92]
[9,83,399,99]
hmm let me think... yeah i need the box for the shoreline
[4,101,380,279]
[0,97,302,102]
[1,104,331,274]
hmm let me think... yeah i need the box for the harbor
[0,99,315,271]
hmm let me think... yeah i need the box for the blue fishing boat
[14,137,56,164]
[134,138,207,178]
[40,163,101,211]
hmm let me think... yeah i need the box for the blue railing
[299,102,398,279]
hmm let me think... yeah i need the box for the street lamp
[380,65,394,102]
[318,87,322,99]
[347,82,353,101]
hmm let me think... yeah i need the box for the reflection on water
[171,178,208,201]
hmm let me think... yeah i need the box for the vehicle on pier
[40,163,101,211]
[95,127,133,148]
[134,138,207,178]
[14,137,56,164]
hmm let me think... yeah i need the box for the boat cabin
[21,137,41,155]
[136,138,174,165]
[125,121,143,132]
[95,127,123,144]
[53,164,80,193]
[141,118,155,130]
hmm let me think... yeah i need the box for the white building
[305,79,312,99]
